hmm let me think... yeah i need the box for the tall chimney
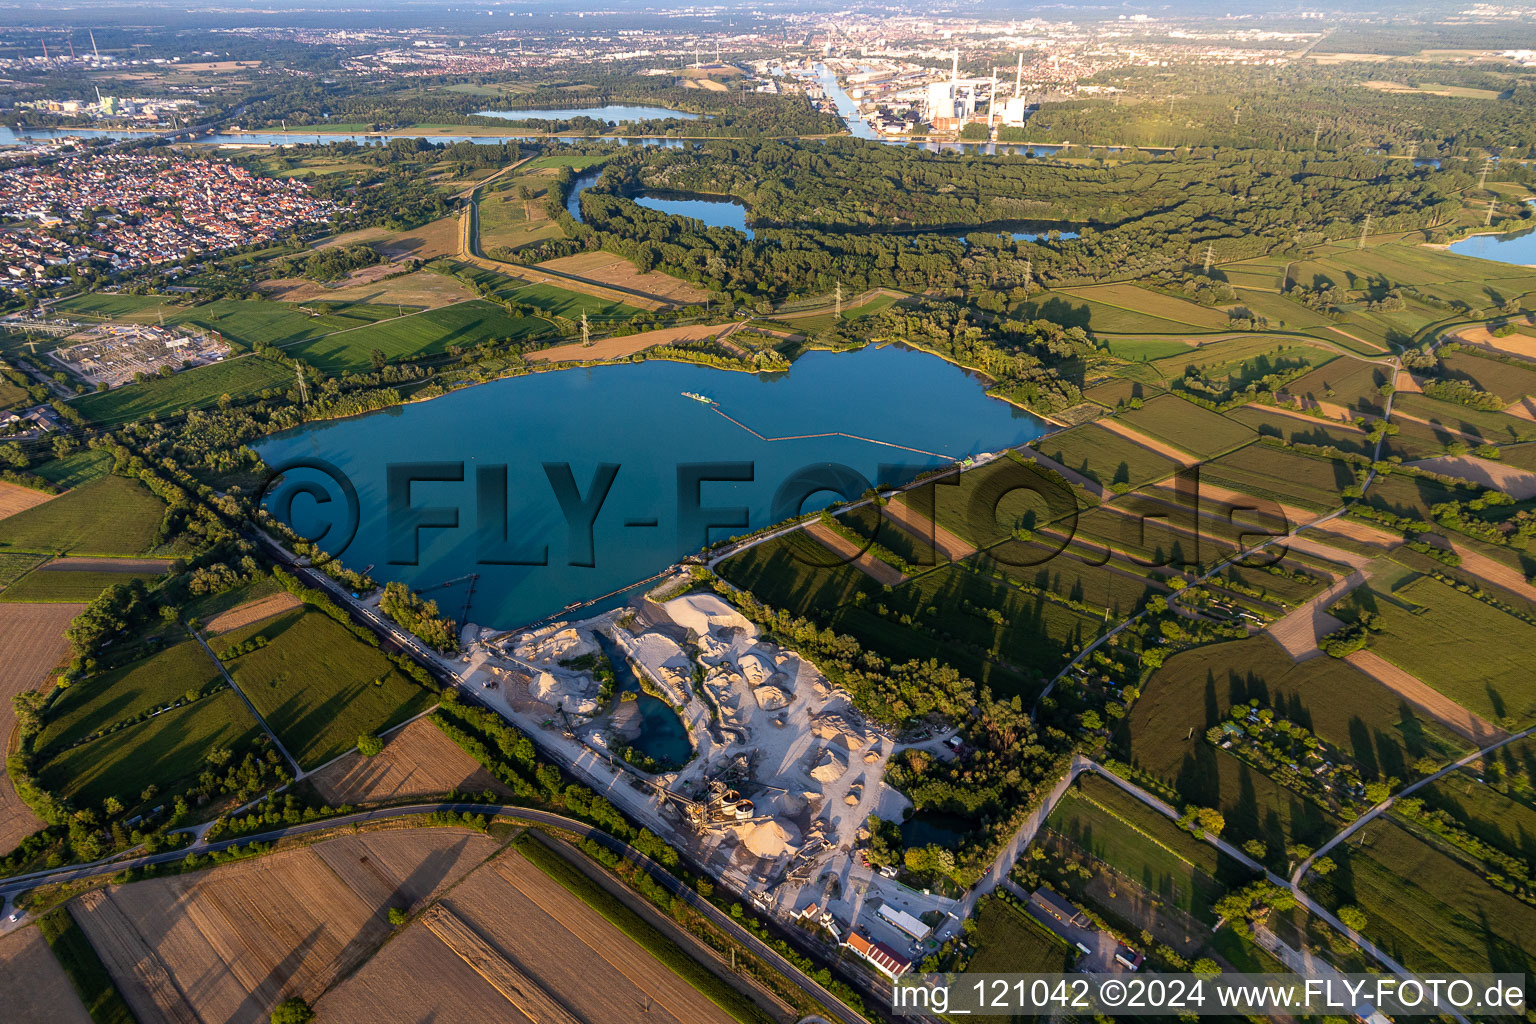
[951,49,958,83]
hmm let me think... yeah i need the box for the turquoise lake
[255,344,1047,629]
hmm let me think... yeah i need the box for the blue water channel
[477,105,701,123]
[254,344,1047,629]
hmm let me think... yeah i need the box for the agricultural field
[27,449,113,489]
[537,251,712,305]
[37,640,224,754]
[1393,392,1536,447]
[1415,768,1536,869]
[38,688,262,809]
[54,295,401,352]
[977,543,1164,620]
[219,607,436,768]
[1331,574,1536,728]
[1114,394,1257,459]
[71,827,499,1024]
[1433,349,1536,405]
[0,564,163,604]
[449,264,643,321]
[72,354,293,426]
[0,551,45,588]
[0,482,54,522]
[260,267,477,308]
[1198,443,1356,512]
[1306,817,1536,978]
[0,602,83,853]
[1083,378,1163,410]
[323,214,464,262]
[0,925,94,1024]
[319,838,751,1024]
[1045,775,1229,919]
[282,298,548,373]
[184,576,290,630]
[1058,283,1234,330]
[718,534,1097,697]
[892,454,1083,551]
[308,717,505,806]
[1123,636,1460,868]
[1223,406,1380,458]
[1144,335,1332,389]
[1282,357,1392,418]
[1230,288,1340,332]
[964,897,1074,976]
[1360,469,1483,522]
[1032,422,1183,491]
[0,475,165,556]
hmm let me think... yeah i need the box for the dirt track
[1265,569,1366,659]
[1346,649,1509,745]
[805,522,905,585]
[39,556,174,573]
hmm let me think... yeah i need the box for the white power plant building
[926,50,978,124]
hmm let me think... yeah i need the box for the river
[254,344,1047,629]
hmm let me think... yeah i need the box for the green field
[1115,394,1257,459]
[37,640,224,753]
[1199,443,1355,511]
[1333,575,1536,727]
[283,298,549,373]
[72,355,293,426]
[37,908,137,1024]
[1308,818,1536,977]
[54,296,402,351]
[892,456,1084,551]
[0,377,31,413]
[180,575,285,626]
[1435,349,1536,405]
[39,688,262,809]
[28,449,114,489]
[1223,406,1380,458]
[0,551,45,588]
[1417,769,1536,869]
[719,534,1099,698]
[1393,392,1536,447]
[1360,469,1483,521]
[1128,635,1467,781]
[1083,378,1164,409]
[1033,422,1183,490]
[1046,777,1232,921]
[450,265,643,321]
[0,568,160,604]
[1283,357,1391,417]
[0,476,164,556]
[964,897,1075,976]
[220,607,435,767]
[978,543,1164,620]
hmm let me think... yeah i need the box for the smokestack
[988,67,997,128]
[90,30,99,58]
[41,38,49,61]
[951,49,958,83]
[68,37,76,59]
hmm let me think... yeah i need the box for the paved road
[0,802,871,1024]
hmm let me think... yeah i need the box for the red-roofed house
[844,931,912,980]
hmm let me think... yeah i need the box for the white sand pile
[695,633,733,664]
[733,818,799,860]
[665,593,757,640]
[528,671,597,714]
[737,651,776,687]
[515,626,595,664]
[810,747,848,784]
[753,684,792,710]
[811,710,874,751]
[459,622,481,647]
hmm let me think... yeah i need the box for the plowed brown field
[71,827,498,1024]
[0,603,84,853]
[0,925,94,1024]
[308,718,505,805]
